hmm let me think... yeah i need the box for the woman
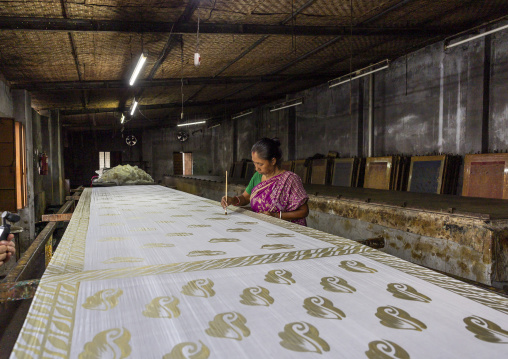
[0,233,16,267]
[221,138,309,226]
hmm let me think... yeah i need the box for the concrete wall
[0,73,13,118]
[64,129,143,188]
[144,29,508,184]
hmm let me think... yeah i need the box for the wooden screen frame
[331,158,356,187]
[310,158,329,185]
[0,118,16,212]
[293,160,309,184]
[364,156,393,190]
[280,161,294,172]
[407,155,446,195]
[462,153,508,199]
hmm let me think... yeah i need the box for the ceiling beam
[0,17,456,37]
[57,95,281,116]
[16,73,336,91]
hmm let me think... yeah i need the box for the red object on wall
[39,152,48,175]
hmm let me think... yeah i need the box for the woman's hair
[251,137,282,166]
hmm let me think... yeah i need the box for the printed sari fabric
[250,171,309,226]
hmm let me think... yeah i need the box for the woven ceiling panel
[186,83,251,102]
[0,31,79,82]
[68,0,184,22]
[0,0,62,17]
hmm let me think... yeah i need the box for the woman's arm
[262,202,309,221]
[221,191,251,208]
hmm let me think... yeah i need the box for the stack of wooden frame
[408,155,462,194]
[331,158,360,187]
[462,153,508,199]
[364,156,410,191]
[310,158,332,185]
[293,160,310,184]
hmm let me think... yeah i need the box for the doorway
[173,152,193,176]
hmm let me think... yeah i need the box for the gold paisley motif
[82,289,123,311]
[188,224,212,228]
[303,296,346,320]
[239,286,274,306]
[127,217,144,220]
[279,322,330,353]
[227,228,251,232]
[142,243,175,248]
[187,250,226,257]
[163,341,210,359]
[156,220,176,224]
[101,213,119,216]
[376,306,427,331]
[464,316,508,343]
[365,340,410,359]
[142,296,181,318]
[338,260,377,273]
[261,244,295,250]
[386,283,432,303]
[181,279,216,298]
[102,257,144,264]
[99,237,130,242]
[266,233,295,238]
[100,223,122,227]
[320,276,356,293]
[146,211,163,214]
[209,238,240,243]
[205,217,229,221]
[264,269,296,285]
[235,222,258,225]
[132,227,157,232]
[166,232,193,237]
[205,312,250,341]
[172,215,193,217]
[79,327,131,359]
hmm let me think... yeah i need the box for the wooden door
[0,118,16,212]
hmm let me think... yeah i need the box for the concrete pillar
[12,90,35,251]
[48,110,65,205]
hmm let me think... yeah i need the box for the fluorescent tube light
[130,100,138,116]
[231,109,253,120]
[329,59,390,88]
[270,98,304,112]
[208,123,221,129]
[445,22,508,49]
[120,114,125,124]
[129,53,147,86]
[177,120,206,127]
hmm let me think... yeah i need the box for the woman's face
[252,152,276,175]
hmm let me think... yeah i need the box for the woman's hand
[0,234,15,266]
[260,211,278,218]
[221,196,233,209]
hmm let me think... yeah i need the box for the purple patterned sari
[250,171,309,226]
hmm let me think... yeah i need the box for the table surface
[10,186,508,359]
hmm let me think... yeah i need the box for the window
[99,151,110,169]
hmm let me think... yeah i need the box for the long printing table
[10,186,508,358]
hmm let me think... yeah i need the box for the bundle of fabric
[95,164,154,185]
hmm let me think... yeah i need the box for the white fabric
[70,254,508,358]
[85,186,332,270]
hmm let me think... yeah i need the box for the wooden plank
[4,200,74,282]
[41,213,73,222]
[66,195,81,201]
[0,279,40,302]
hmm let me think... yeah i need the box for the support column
[368,74,375,157]
[287,107,296,160]
[481,35,491,154]
[357,79,365,157]
[12,90,34,251]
